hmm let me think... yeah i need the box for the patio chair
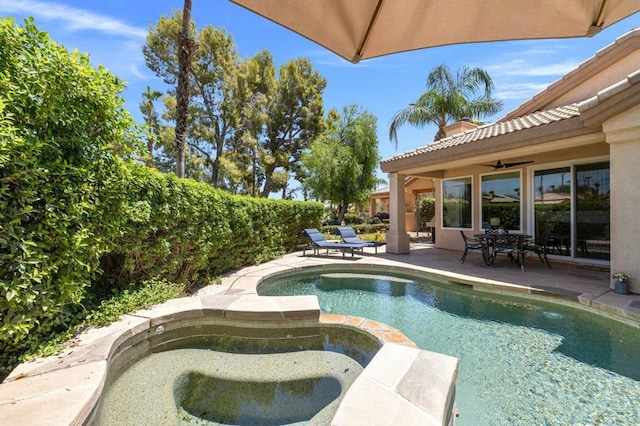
[460,231,487,264]
[524,228,552,267]
[492,234,526,272]
[302,228,367,258]
[337,226,386,254]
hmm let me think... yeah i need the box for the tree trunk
[261,173,273,198]
[175,0,194,178]
[337,204,347,225]
[211,157,220,187]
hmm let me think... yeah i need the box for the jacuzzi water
[258,272,640,425]
[94,324,380,425]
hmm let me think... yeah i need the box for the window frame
[479,170,523,232]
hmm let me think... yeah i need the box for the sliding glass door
[534,168,571,256]
[575,162,610,260]
[533,161,610,261]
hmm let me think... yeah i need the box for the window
[481,171,521,231]
[442,177,472,229]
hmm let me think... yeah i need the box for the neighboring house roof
[371,186,389,196]
[483,194,520,203]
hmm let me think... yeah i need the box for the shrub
[0,17,324,375]
[344,212,365,225]
[0,18,138,344]
[418,197,435,230]
[99,165,324,289]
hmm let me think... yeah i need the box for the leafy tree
[303,105,380,223]
[389,64,502,145]
[139,86,163,166]
[261,58,326,198]
[144,11,245,187]
[235,50,276,196]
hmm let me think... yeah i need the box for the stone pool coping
[0,286,458,425]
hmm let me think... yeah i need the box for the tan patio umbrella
[230,0,640,63]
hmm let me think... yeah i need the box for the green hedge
[0,17,136,343]
[100,165,323,288]
[0,17,324,355]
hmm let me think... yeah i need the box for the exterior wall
[603,104,640,293]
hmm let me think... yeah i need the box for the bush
[418,197,435,230]
[0,17,324,371]
[344,212,365,225]
[0,17,138,344]
[98,165,324,290]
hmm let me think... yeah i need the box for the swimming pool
[259,271,640,425]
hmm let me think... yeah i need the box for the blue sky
[2,1,640,185]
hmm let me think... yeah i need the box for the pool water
[259,272,640,425]
[94,324,380,425]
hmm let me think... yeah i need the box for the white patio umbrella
[230,0,640,63]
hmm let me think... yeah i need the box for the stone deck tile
[397,349,459,425]
[0,361,106,426]
[333,344,455,426]
[131,295,203,324]
[5,314,149,381]
[224,294,319,321]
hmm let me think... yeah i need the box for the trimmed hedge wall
[101,165,323,288]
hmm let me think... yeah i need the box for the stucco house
[380,28,640,293]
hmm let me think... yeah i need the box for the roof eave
[380,116,594,174]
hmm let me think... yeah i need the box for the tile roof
[381,104,580,164]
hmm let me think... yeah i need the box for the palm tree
[389,64,502,146]
[175,0,196,178]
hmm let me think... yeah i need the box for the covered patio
[380,28,640,293]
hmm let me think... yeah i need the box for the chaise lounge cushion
[337,227,386,254]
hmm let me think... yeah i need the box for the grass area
[0,277,217,381]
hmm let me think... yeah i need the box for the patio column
[387,172,410,253]
[603,104,640,294]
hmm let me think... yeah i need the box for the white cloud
[495,82,551,100]
[493,59,581,77]
[0,0,147,39]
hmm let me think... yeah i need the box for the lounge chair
[337,226,386,254]
[302,228,367,258]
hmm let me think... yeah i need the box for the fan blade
[503,160,534,168]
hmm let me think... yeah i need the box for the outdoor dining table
[473,233,533,268]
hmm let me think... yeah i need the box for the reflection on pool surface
[259,272,640,425]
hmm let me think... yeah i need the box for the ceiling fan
[480,159,534,170]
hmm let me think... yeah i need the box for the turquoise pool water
[259,272,640,425]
